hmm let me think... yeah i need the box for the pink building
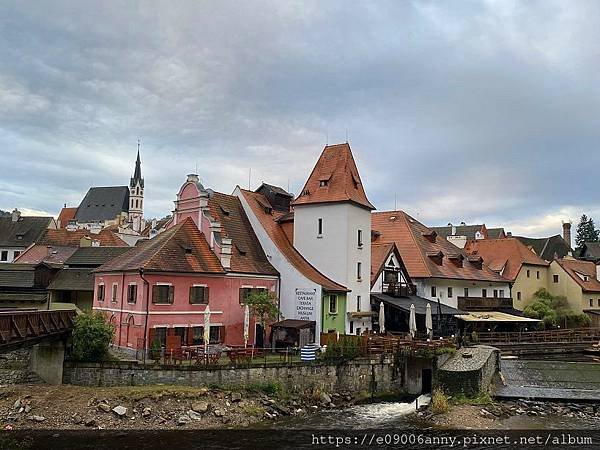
[93,175,279,356]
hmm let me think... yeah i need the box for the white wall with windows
[0,247,25,263]
[413,278,511,309]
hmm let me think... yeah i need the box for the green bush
[71,312,115,362]
[430,388,449,414]
[324,336,361,360]
[524,288,590,329]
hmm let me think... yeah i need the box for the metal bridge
[0,309,76,353]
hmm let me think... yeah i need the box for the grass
[430,388,450,414]
[241,404,266,417]
[449,391,492,406]
[106,385,211,401]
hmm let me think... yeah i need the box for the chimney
[11,208,21,222]
[187,174,199,183]
[562,221,572,248]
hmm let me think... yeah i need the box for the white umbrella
[379,302,385,334]
[409,303,417,339]
[243,303,250,348]
[203,305,211,354]
[426,303,433,340]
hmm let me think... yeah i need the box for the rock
[84,419,97,427]
[112,406,127,417]
[273,404,291,416]
[231,392,242,402]
[187,410,203,421]
[320,393,332,404]
[72,414,82,425]
[13,399,21,410]
[24,404,31,414]
[97,403,111,413]
[142,408,151,418]
[6,413,20,421]
[213,409,224,417]
[177,415,191,426]
[28,415,46,422]
[192,401,209,413]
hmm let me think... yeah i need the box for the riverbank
[0,383,358,430]
[419,398,600,429]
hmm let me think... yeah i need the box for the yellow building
[548,258,600,327]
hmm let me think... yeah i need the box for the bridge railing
[472,327,600,345]
[0,309,76,349]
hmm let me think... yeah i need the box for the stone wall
[436,345,500,396]
[63,355,434,396]
[0,349,42,385]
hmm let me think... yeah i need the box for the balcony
[457,296,513,311]
[383,282,417,298]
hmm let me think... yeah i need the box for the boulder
[177,415,191,426]
[187,410,203,421]
[112,406,127,417]
[192,401,209,414]
[28,415,46,423]
[97,403,111,413]
[142,408,151,418]
[319,393,332,404]
[84,419,97,428]
[231,392,242,402]
[213,409,224,417]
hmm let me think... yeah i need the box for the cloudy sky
[1,0,599,237]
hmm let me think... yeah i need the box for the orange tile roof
[240,189,348,292]
[554,258,600,293]
[207,191,278,276]
[464,238,549,281]
[38,228,128,247]
[96,217,225,274]
[14,245,78,265]
[371,211,508,283]
[292,143,375,210]
[57,207,77,228]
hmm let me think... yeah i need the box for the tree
[523,288,590,329]
[575,214,600,248]
[245,290,281,347]
[71,312,115,362]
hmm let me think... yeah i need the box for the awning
[271,319,315,330]
[455,311,540,323]
[371,293,464,315]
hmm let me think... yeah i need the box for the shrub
[71,312,114,362]
[430,388,449,414]
[324,335,361,360]
[524,288,590,329]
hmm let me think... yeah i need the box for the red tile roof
[554,258,600,293]
[96,218,225,274]
[208,191,278,276]
[240,189,348,292]
[464,238,549,281]
[292,143,375,210]
[14,245,78,265]
[38,229,128,247]
[371,211,508,283]
[57,207,77,228]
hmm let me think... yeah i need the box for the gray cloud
[1,0,599,237]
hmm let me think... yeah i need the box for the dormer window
[16,234,24,240]
[319,180,328,187]
[427,251,444,266]
[422,230,437,243]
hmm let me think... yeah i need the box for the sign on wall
[295,288,317,322]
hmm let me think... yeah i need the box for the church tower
[129,141,144,232]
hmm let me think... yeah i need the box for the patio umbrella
[203,305,211,354]
[243,303,250,348]
[409,303,417,339]
[426,303,433,340]
[379,302,385,334]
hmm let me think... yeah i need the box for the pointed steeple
[130,139,144,188]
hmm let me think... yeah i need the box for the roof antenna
[345,128,349,143]
[326,131,328,146]
[394,193,397,211]
[248,168,252,190]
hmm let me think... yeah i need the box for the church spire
[131,139,144,188]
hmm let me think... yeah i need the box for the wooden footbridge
[0,309,76,353]
[471,327,600,355]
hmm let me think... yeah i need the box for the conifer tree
[575,214,600,248]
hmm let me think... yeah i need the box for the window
[13,251,20,259]
[493,289,498,298]
[598,299,600,307]
[464,287,469,297]
[590,299,594,307]
[317,218,323,236]
[190,286,209,304]
[191,326,204,345]
[357,262,362,280]
[173,327,188,345]
[319,180,328,187]
[0,251,7,261]
[349,321,354,334]
[152,285,174,304]
[482,289,487,298]
[499,290,505,298]
[97,284,105,302]
[447,287,453,298]
[357,295,361,312]
[526,270,530,278]
[517,292,522,301]
[209,326,222,344]
[111,283,118,303]
[127,284,137,304]
[384,270,398,284]
[329,295,338,314]
[553,275,559,283]
[357,229,363,247]
[355,327,361,336]
[536,271,540,279]
[152,328,167,347]
[431,286,437,297]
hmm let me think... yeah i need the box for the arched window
[140,200,143,209]
[136,187,140,195]
[135,199,138,208]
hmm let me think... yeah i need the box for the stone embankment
[0,384,358,430]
